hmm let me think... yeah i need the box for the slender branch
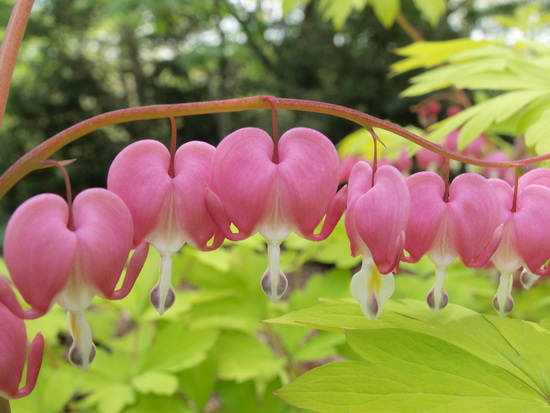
[0,96,547,199]
[0,0,34,131]
[395,12,424,42]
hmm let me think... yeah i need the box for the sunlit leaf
[276,329,550,412]
[372,0,399,28]
[412,0,446,27]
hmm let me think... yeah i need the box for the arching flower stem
[2,96,550,199]
[168,117,177,178]
[511,166,519,213]
[444,158,450,203]
[265,96,280,164]
[40,159,76,230]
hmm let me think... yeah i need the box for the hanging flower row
[1,108,550,398]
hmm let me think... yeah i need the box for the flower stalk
[1,96,543,199]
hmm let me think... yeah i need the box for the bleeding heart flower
[108,139,223,314]
[345,162,410,319]
[489,169,550,315]
[0,188,148,370]
[405,172,502,312]
[0,302,43,399]
[206,127,347,300]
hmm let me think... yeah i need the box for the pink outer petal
[447,173,501,267]
[512,185,550,274]
[488,178,513,225]
[211,128,278,237]
[404,172,447,263]
[352,165,410,274]
[173,141,223,250]
[72,188,134,298]
[107,140,172,247]
[518,168,550,191]
[345,162,372,257]
[277,128,341,238]
[4,194,77,313]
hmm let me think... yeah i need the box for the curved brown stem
[0,96,545,199]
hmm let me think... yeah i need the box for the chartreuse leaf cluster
[282,0,446,30]
[392,36,550,154]
[266,299,550,413]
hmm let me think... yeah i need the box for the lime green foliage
[390,3,550,155]
[283,0,446,30]
[268,299,550,412]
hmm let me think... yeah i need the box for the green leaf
[83,384,136,413]
[391,39,492,74]
[318,0,368,30]
[265,298,550,392]
[372,0,399,28]
[215,331,285,383]
[138,324,218,373]
[525,111,550,155]
[276,329,550,412]
[428,90,550,147]
[412,0,446,27]
[177,355,218,411]
[132,371,179,396]
[121,394,194,413]
[282,0,308,15]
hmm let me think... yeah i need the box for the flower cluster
[1,124,549,397]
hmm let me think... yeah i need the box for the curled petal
[108,241,149,300]
[4,194,77,313]
[304,185,348,242]
[0,302,44,399]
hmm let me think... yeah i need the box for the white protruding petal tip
[493,272,514,317]
[520,269,539,290]
[351,262,394,320]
